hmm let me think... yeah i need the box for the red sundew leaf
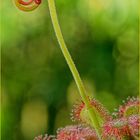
[128,115,140,136]
[71,98,112,125]
[102,117,131,140]
[102,115,140,140]
[34,134,55,140]
[113,97,139,118]
[56,125,98,140]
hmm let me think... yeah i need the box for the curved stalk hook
[14,0,41,11]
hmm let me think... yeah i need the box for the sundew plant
[13,0,139,140]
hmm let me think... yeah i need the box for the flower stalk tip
[14,0,41,11]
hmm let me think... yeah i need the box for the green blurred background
[1,0,139,140]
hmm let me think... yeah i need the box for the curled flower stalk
[14,0,41,11]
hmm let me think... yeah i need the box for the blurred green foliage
[1,0,139,140]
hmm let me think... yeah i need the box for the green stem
[48,0,101,137]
